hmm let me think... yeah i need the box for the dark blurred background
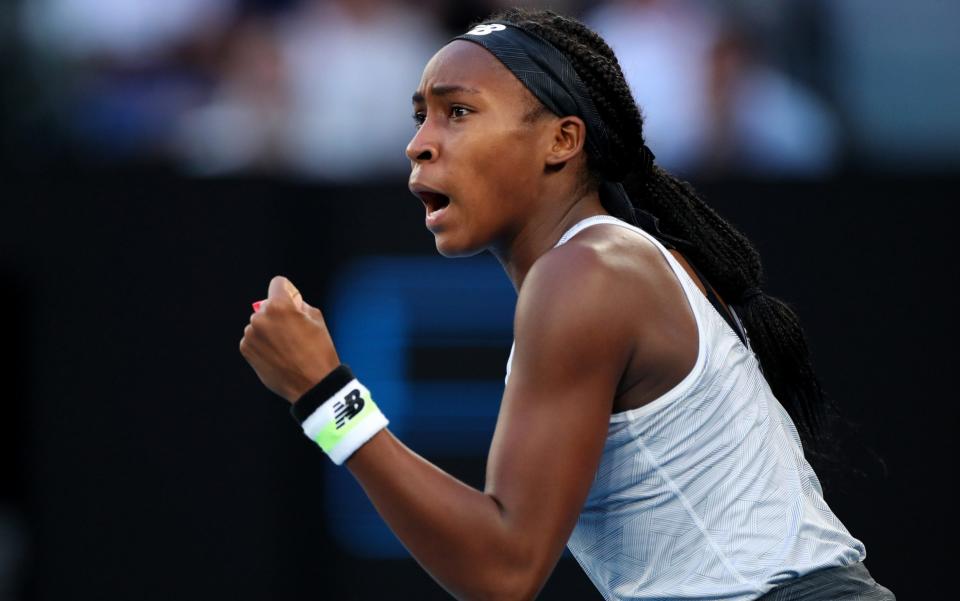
[2,0,957,599]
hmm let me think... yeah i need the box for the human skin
[239,40,729,600]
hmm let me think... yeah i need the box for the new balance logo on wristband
[334,389,365,428]
[297,369,388,465]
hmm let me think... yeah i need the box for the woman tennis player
[239,9,894,600]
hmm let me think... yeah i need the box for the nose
[405,122,439,164]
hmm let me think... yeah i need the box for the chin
[434,234,484,258]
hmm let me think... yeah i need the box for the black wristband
[290,364,356,425]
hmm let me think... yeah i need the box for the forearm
[345,430,539,601]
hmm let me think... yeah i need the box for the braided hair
[481,8,837,458]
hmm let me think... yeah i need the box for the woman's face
[407,40,555,257]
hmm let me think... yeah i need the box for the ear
[544,115,587,170]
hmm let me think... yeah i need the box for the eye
[451,106,471,119]
[412,110,426,129]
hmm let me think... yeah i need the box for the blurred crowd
[9,0,953,180]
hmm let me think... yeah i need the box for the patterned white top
[505,215,865,600]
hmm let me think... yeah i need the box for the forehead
[416,40,530,101]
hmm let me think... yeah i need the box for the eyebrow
[412,84,481,103]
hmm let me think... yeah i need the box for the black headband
[452,22,617,175]
[450,21,672,235]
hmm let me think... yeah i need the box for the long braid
[483,8,838,457]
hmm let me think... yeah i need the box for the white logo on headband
[466,23,506,36]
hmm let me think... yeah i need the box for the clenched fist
[239,275,340,403]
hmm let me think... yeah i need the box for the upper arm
[483,243,638,594]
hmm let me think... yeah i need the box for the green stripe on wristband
[313,390,377,454]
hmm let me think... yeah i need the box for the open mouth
[418,191,451,216]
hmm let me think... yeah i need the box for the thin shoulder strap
[631,207,749,348]
[684,259,749,348]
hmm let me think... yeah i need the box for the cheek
[461,131,541,203]
[442,125,543,246]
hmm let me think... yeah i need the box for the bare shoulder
[518,223,665,316]
[513,223,665,367]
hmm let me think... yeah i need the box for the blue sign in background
[326,254,517,557]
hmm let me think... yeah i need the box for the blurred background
[1,0,956,598]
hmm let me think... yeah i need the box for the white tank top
[504,215,865,600]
